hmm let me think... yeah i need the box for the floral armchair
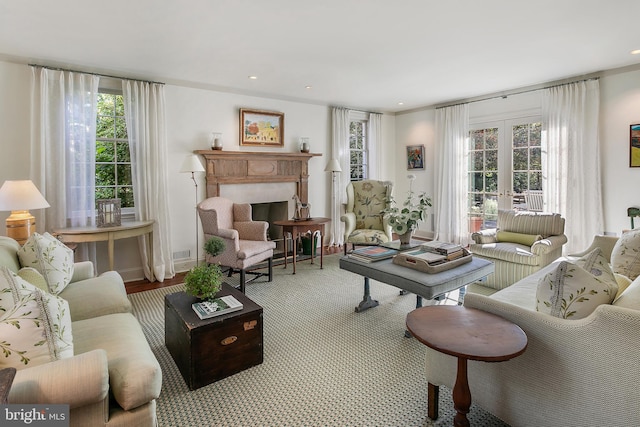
[340,180,393,254]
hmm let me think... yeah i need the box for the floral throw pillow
[17,232,75,295]
[611,228,640,281]
[536,254,618,320]
[0,266,73,369]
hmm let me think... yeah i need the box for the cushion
[536,249,618,319]
[496,231,543,246]
[611,228,640,281]
[614,273,633,300]
[17,232,75,295]
[17,267,48,292]
[613,275,640,309]
[0,267,73,370]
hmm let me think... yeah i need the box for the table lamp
[180,154,206,266]
[0,180,50,244]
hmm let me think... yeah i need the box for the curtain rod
[435,77,599,110]
[29,64,165,85]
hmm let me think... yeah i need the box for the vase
[398,229,414,245]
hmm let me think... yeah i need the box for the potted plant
[184,237,226,300]
[381,175,432,244]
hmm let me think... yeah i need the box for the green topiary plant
[184,263,222,300]
[204,236,225,258]
[184,237,226,300]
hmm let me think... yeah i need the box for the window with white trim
[349,115,368,181]
[95,91,134,211]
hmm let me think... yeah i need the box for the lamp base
[6,210,36,245]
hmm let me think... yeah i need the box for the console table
[53,220,155,281]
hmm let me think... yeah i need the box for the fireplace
[196,150,322,257]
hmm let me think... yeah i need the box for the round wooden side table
[406,305,527,427]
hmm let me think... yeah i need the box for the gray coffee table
[339,255,494,312]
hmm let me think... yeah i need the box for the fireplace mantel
[194,150,322,203]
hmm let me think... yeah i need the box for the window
[468,118,542,231]
[349,119,368,181]
[95,92,134,210]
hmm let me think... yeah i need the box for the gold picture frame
[239,108,284,147]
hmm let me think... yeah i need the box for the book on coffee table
[192,295,244,320]
[348,246,399,263]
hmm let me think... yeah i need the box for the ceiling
[2,0,640,113]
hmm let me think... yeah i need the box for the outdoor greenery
[349,120,366,181]
[95,93,134,207]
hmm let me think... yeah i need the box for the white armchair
[469,209,567,294]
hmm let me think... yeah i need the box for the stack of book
[348,246,399,263]
[420,241,466,261]
[192,295,244,320]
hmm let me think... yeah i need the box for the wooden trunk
[164,283,263,390]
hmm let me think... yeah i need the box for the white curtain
[30,67,99,261]
[542,79,603,254]
[329,106,351,246]
[367,112,382,179]
[122,80,174,281]
[434,104,470,246]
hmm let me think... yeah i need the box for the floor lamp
[324,158,342,251]
[180,155,205,266]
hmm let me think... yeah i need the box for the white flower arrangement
[382,174,432,234]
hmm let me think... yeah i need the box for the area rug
[129,255,509,426]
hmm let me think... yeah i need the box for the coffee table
[339,255,493,312]
[273,217,330,274]
[406,306,527,427]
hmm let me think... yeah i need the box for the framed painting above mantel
[630,124,640,167]
[240,108,284,147]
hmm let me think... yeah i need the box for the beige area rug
[129,255,509,426]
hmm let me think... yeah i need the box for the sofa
[424,234,640,426]
[0,235,161,427]
[469,209,567,294]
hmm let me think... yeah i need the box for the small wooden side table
[53,220,155,280]
[406,305,527,427]
[273,217,330,274]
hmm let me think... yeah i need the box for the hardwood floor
[124,245,344,294]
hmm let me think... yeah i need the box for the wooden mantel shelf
[194,150,322,203]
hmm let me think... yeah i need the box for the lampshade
[179,154,205,173]
[0,180,50,211]
[324,158,342,173]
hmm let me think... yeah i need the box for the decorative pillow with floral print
[0,266,73,370]
[611,228,640,281]
[536,255,618,319]
[17,232,74,295]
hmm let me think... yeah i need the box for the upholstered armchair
[340,180,393,254]
[468,209,567,294]
[197,197,276,293]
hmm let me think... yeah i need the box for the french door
[468,117,542,231]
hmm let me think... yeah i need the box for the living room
[1,2,640,426]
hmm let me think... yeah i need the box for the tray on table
[392,248,472,274]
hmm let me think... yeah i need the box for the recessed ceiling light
[305,85,312,89]
[631,49,640,55]
[397,102,404,105]
[248,75,258,80]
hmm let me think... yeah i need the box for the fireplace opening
[251,201,289,257]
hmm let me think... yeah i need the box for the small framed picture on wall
[631,124,640,167]
[406,145,425,170]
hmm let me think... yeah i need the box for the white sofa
[424,236,640,427]
[0,236,162,427]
